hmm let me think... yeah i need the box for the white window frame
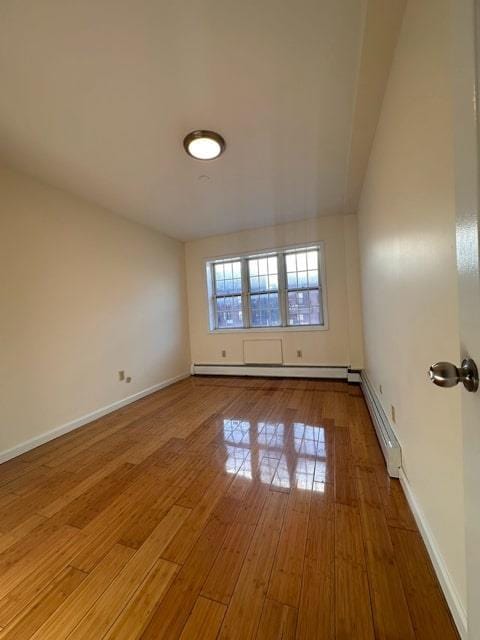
[205,241,329,333]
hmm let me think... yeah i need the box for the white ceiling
[0,1,402,241]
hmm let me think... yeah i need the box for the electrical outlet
[379,384,383,394]
[391,405,396,423]
[126,376,132,383]
[118,370,125,381]
[296,349,302,358]
[221,350,226,358]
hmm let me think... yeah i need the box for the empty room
[1,0,479,638]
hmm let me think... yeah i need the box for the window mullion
[241,258,250,328]
[213,297,218,330]
[211,267,219,330]
[279,252,288,326]
[317,247,322,294]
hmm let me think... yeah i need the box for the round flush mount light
[183,130,226,160]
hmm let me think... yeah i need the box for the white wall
[357,0,466,617]
[185,214,364,369]
[0,165,191,456]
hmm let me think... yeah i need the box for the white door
[452,1,480,637]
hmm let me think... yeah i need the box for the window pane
[268,256,278,273]
[288,289,323,326]
[250,275,260,292]
[307,270,318,287]
[248,255,278,293]
[307,251,317,269]
[286,253,296,272]
[250,293,281,327]
[297,271,308,288]
[296,252,307,271]
[268,274,278,290]
[287,272,297,288]
[216,295,243,328]
[258,258,268,275]
[215,260,242,295]
[285,250,319,290]
[222,278,242,294]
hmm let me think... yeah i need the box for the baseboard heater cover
[361,371,401,477]
[192,364,349,379]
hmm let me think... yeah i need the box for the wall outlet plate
[118,370,125,381]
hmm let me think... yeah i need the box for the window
[207,244,326,330]
[248,255,281,327]
[285,249,323,326]
[212,260,243,329]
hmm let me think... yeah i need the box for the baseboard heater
[361,371,401,477]
[192,363,361,381]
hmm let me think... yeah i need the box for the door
[453,1,480,637]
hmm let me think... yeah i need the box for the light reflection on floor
[222,419,327,492]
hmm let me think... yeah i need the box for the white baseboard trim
[399,469,467,639]
[0,372,190,466]
[192,364,349,379]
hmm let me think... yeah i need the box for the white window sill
[208,324,329,335]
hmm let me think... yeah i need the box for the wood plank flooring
[0,376,459,639]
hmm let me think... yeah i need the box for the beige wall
[358,0,466,612]
[0,165,190,455]
[185,215,364,369]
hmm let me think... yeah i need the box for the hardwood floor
[0,376,459,639]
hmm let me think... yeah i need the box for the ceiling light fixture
[183,130,226,160]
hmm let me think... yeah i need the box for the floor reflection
[222,418,327,492]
